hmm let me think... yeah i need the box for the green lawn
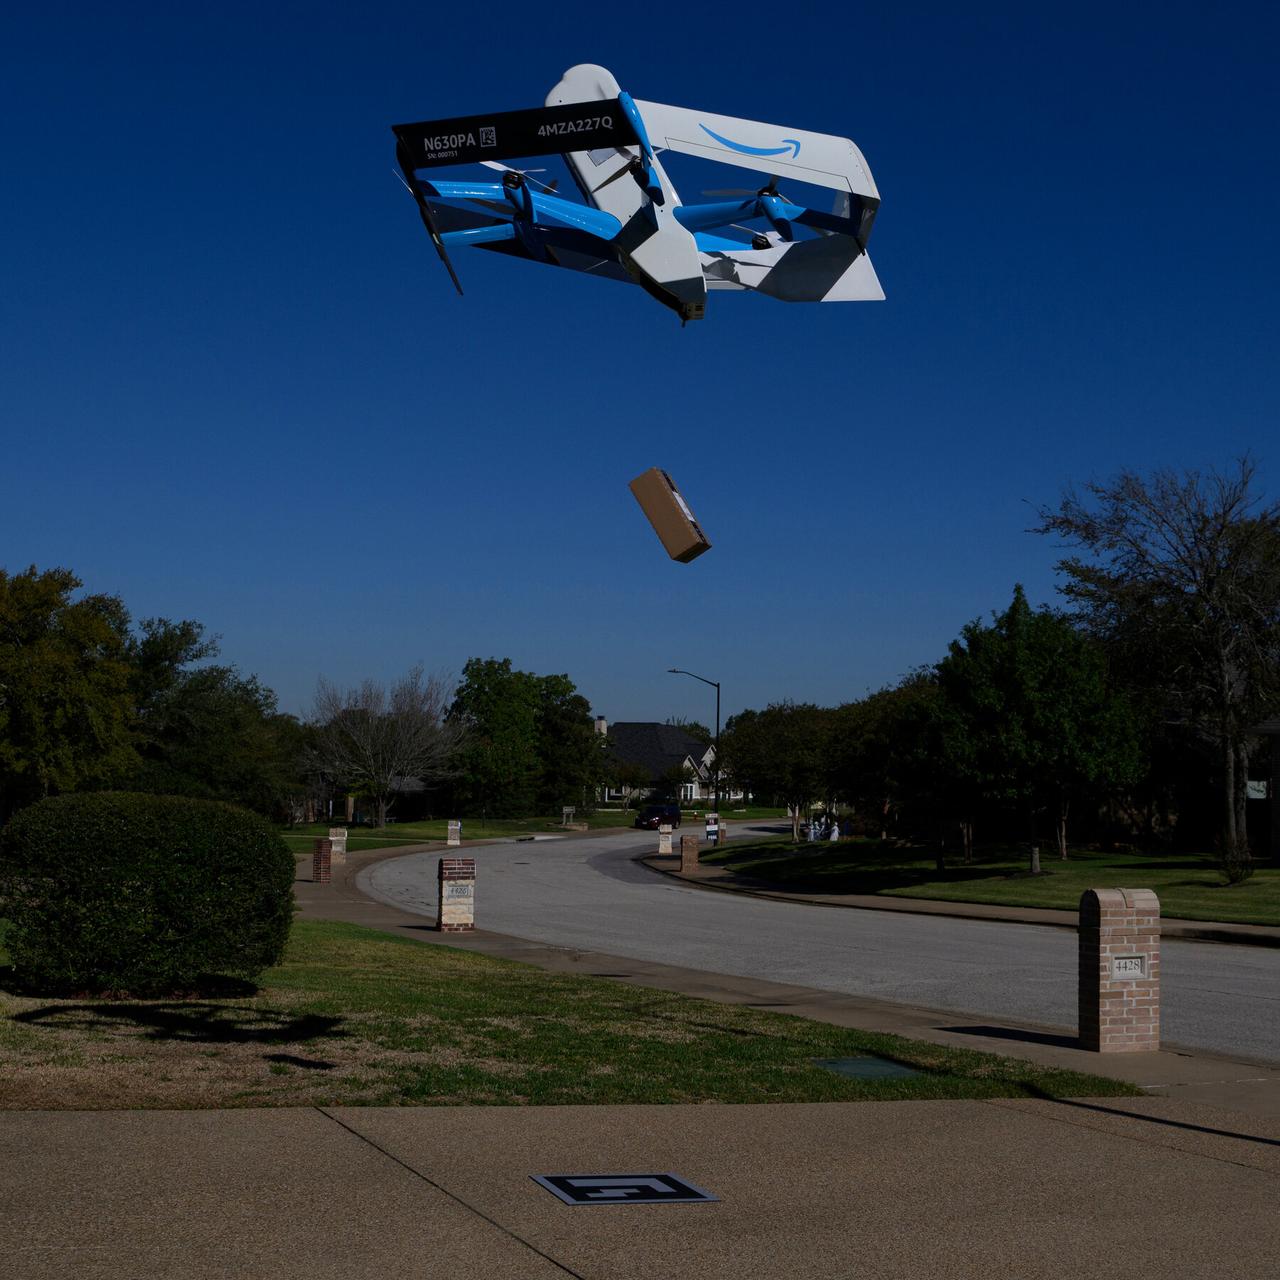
[0,918,1136,1109]
[703,839,1280,926]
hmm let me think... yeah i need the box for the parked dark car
[634,803,682,830]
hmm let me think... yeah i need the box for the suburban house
[596,718,719,806]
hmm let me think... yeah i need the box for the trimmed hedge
[0,792,294,994]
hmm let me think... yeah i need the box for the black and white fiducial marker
[531,1173,718,1205]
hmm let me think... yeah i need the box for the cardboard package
[628,467,712,563]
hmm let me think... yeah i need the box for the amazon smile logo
[699,124,801,158]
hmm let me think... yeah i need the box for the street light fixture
[667,667,720,818]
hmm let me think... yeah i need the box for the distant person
[807,817,817,843]
[828,815,840,841]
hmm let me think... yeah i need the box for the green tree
[665,715,712,746]
[936,586,1140,858]
[613,760,655,808]
[128,617,216,711]
[133,664,305,815]
[1036,459,1280,870]
[0,566,138,820]
[828,674,941,841]
[655,760,697,802]
[1,566,307,823]
[720,703,832,839]
[448,660,606,817]
[535,673,606,812]
[448,658,542,816]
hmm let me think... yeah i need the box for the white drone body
[394,64,884,322]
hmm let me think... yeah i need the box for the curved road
[361,828,1280,1065]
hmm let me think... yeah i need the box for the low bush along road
[0,919,1135,1109]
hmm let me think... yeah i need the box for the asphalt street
[361,829,1280,1065]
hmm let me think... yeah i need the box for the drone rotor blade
[701,188,755,197]
[593,159,640,193]
[396,142,464,295]
[421,201,464,295]
[479,161,558,194]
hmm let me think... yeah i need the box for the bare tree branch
[1034,457,1280,855]
[309,665,465,826]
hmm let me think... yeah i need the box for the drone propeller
[590,92,665,205]
[696,178,792,242]
[594,155,647,194]
[393,158,463,295]
[479,160,558,193]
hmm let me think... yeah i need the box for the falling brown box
[628,467,712,563]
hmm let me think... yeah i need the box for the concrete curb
[638,855,1280,948]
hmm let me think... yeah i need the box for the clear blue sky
[3,2,1277,725]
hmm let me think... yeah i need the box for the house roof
[607,722,709,782]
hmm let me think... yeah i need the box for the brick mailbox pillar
[327,827,348,862]
[680,835,700,875]
[1079,888,1160,1052]
[312,838,333,885]
[658,823,673,855]
[438,857,476,932]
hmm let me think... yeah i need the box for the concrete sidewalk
[4,1097,1278,1278]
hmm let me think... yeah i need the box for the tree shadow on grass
[11,1002,346,1046]
[0,966,260,1000]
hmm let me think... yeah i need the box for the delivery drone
[392,64,883,323]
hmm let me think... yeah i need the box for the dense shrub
[0,792,294,994]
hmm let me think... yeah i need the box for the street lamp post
[667,668,721,819]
